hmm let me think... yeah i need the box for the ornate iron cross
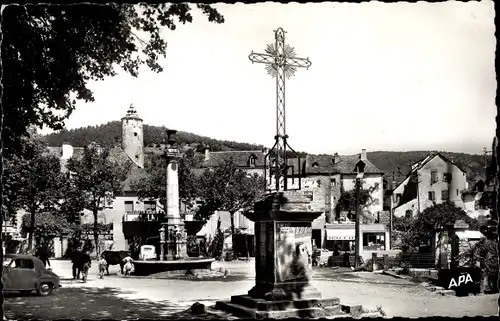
[249,27,312,191]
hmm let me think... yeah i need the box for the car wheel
[36,282,53,296]
[20,290,32,295]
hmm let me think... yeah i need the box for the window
[405,210,412,219]
[134,132,138,137]
[362,233,385,251]
[249,157,255,166]
[125,201,134,213]
[312,162,319,168]
[441,190,449,200]
[443,173,452,182]
[13,258,34,269]
[144,201,156,212]
[428,191,435,201]
[456,189,459,196]
[431,171,438,183]
[330,178,336,187]
[317,180,322,188]
[474,201,479,211]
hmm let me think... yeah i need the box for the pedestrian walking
[122,255,134,277]
[71,249,83,280]
[35,246,51,268]
[81,250,92,282]
[98,255,108,279]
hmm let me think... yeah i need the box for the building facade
[299,149,388,260]
[391,153,468,218]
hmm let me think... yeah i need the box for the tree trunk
[230,211,236,260]
[93,210,99,259]
[27,208,36,253]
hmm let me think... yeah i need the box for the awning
[326,229,355,241]
[456,230,485,240]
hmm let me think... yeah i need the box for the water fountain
[133,129,214,276]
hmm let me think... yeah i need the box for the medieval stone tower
[121,104,144,168]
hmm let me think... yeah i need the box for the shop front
[325,227,355,252]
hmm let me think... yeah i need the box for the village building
[43,105,168,256]
[391,152,468,218]
[299,150,389,260]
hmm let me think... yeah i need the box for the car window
[12,258,35,269]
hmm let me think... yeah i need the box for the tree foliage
[2,3,224,157]
[44,121,266,153]
[195,158,266,251]
[21,212,71,238]
[394,202,479,251]
[3,135,65,251]
[196,158,266,220]
[66,145,131,255]
[337,180,379,221]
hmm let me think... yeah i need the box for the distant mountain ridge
[43,121,490,184]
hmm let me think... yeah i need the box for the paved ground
[3,259,498,319]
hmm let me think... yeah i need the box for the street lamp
[355,169,364,269]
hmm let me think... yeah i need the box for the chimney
[360,149,367,161]
[333,152,340,164]
[61,142,74,160]
[205,146,210,161]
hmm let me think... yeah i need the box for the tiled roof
[392,152,467,192]
[122,166,150,192]
[202,151,266,168]
[304,154,382,175]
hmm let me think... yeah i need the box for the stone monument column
[216,191,359,318]
[164,129,187,260]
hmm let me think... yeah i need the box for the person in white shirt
[122,255,134,277]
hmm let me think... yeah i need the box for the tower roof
[121,104,143,121]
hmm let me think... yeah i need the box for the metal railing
[123,210,165,222]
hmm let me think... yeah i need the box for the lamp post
[355,171,364,268]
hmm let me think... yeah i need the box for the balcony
[123,210,165,222]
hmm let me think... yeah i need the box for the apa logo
[448,273,473,288]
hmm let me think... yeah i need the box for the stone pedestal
[165,222,187,260]
[216,191,358,318]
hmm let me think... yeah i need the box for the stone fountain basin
[133,258,215,276]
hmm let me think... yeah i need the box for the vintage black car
[2,254,61,296]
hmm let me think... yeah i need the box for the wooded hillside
[44,122,490,184]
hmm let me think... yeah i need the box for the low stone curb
[381,270,411,280]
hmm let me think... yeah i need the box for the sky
[44,1,496,155]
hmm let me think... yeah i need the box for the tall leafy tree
[3,135,65,252]
[66,145,131,256]
[337,180,380,222]
[195,158,266,250]
[2,3,224,157]
[395,202,478,251]
[131,150,201,214]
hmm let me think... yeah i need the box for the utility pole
[354,172,364,268]
[389,171,395,250]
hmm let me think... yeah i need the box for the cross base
[215,295,363,319]
[247,281,322,301]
